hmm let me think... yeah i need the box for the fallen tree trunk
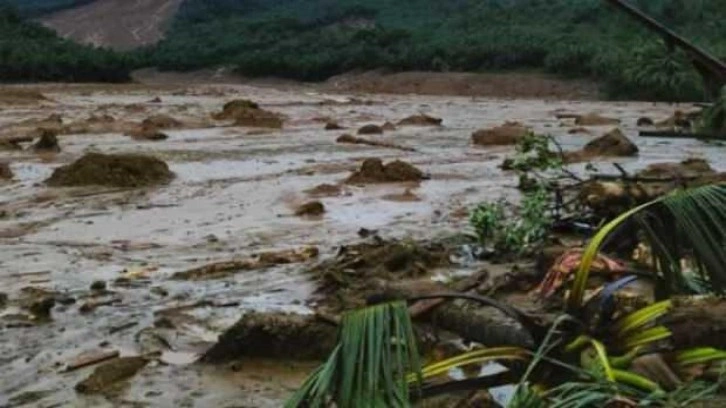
[662,297,726,349]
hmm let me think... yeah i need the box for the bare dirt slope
[39,0,183,51]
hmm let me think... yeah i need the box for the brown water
[0,83,719,407]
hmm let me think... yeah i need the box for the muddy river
[0,82,719,407]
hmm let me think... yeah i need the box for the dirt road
[0,81,715,406]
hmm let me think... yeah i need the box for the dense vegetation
[0,4,133,82]
[150,0,726,101]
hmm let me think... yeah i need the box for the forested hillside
[150,0,726,100]
[0,5,133,82]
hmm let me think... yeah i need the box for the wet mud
[0,80,720,407]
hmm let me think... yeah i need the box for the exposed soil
[40,0,185,51]
[326,71,599,99]
[46,153,174,187]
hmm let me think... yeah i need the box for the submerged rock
[324,121,344,130]
[306,183,343,197]
[0,162,12,180]
[346,158,425,184]
[141,114,182,130]
[46,153,174,188]
[381,121,397,131]
[32,128,60,153]
[397,114,442,126]
[358,124,384,135]
[637,117,655,127]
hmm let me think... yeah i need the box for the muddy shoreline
[0,80,718,407]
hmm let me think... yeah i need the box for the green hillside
[149,0,726,101]
[0,5,133,82]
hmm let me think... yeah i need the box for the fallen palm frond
[569,183,726,310]
[285,301,421,408]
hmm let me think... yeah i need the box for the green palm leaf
[286,301,421,408]
[569,183,726,310]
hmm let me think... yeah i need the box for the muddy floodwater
[0,82,721,407]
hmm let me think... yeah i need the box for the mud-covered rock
[141,114,182,130]
[32,129,60,153]
[213,100,259,120]
[358,124,384,135]
[583,128,638,156]
[574,113,620,126]
[202,312,337,362]
[295,201,325,216]
[75,356,149,394]
[324,121,344,130]
[566,128,638,162]
[346,158,425,184]
[397,114,442,126]
[0,162,12,180]
[637,117,655,127]
[213,99,283,128]
[472,122,529,146]
[46,153,174,188]
[306,183,343,197]
[381,121,397,131]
